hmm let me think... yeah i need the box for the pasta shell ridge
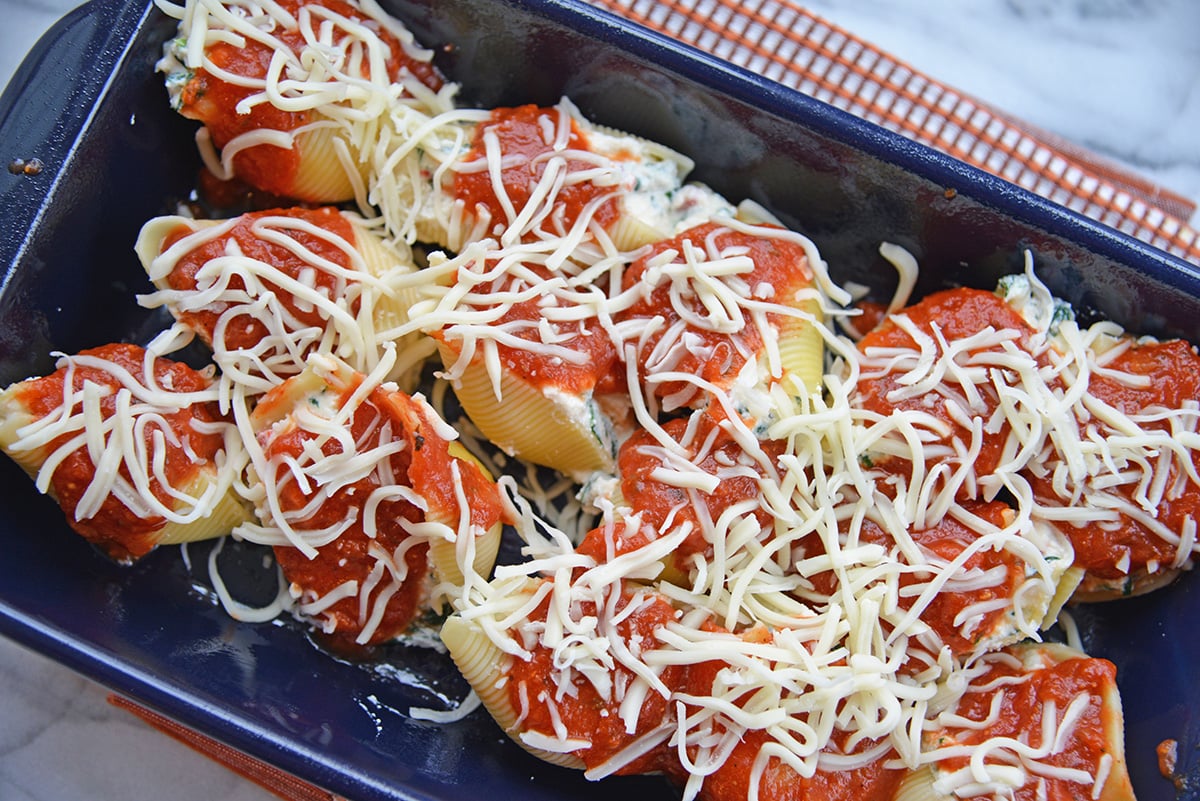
[435,340,617,477]
[440,613,588,770]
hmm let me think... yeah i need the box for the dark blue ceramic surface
[0,0,1197,799]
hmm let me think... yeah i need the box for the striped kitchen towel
[590,0,1200,266]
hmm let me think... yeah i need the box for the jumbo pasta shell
[891,765,940,801]
[435,340,616,477]
[134,216,218,288]
[585,122,694,175]
[255,359,503,596]
[914,642,1135,801]
[352,218,421,335]
[1036,643,1134,801]
[0,369,242,547]
[577,120,693,251]
[343,214,430,378]
[444,104,696,253]
[605,212,672,253]
[0,346,244,561]
[270,117,367,204]
[137,209,423,385]
[962,517,1079,655]
[1070,650,1136,801]
[1042,564,1085,626]
[775,294,826,397]
[1073,566,1182,603]
[424,441,503,588]
[153,469,253,546]
[1019,520,1081,632]
[440,612,587,770]
[0,389,43,477]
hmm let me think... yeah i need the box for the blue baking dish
[0,0,1197,799]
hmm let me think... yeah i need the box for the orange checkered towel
[589,0,1200,265]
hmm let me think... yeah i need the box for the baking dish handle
[0,0,154,277]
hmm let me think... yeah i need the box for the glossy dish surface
[0,1,1197,799]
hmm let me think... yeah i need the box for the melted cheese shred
[446,258,1175,801]
[138,211,424,397]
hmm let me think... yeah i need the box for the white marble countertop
[1,1,1199,800]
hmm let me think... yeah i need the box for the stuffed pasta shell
[985,271,1200,600]
[412,241,631,478]
[848,269,1200,603]
[137,206,424,393]
[407,98,717,254]
[441,576,684,774]
[897,642,1134,801]
[238,354,505,650]
[1024,329,1200,601]
[577,405,788,587]
[850,285,1057,505]
[614,219,830,419]
[0,344,249,562]
[156,0,452,203]
[798,499,1080,663]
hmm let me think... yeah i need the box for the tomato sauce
[390,392,507,532]
[766,755,903,801]
[1157,738,1182,788]
[856,288,1049,487]
[574,519,657,567]
[851,300,889,339]
[874,501,1020,656]
[179,0,443,196]
[13,343,227,562]
[672,631,904,801]
[453,105,620,240]
[613,412,782,568]
[1033,338,1200,580]
[436,259,623,397]
[263,372,427,649]
[617,222,813,408]
[800,501,1021,658]
[682,728,903,801]
[505,585,682,774]
[934,652,1116,801]
[273,521,430,652]
[162,207,357,356]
